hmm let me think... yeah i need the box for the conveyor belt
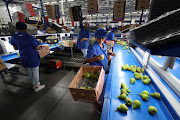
[101,44,174,120]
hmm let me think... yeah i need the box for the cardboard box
[63,40,74,47]
[0,58,7,71]
[45,4,56,19]
[48,59,62,69]
[88,0,99,14]
[135,0,150,10]
[12,12,25,23]
[69,6,82,22]
[38,46,50,58]
[113,0,125,21]
[69,66,105,103]
[20,3,36,17]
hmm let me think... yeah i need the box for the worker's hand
[80,38,85,42]
[93,55,104,61]
[111,52,116,56]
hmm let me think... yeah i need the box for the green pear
[89,73,94,77]
[117,93,127,100]
[122,86,131,92]
[142,79,150,85]
[138,93,149,101]
[84,72,90,78]
[79,87,86,89]
[128,67,132,71]
[141,68,145,73]
[134,65,137,68]
[132,68,136,73]
[143,75,149,79]
[130,78,136,84]
[121,83,127,88]
[121,89,128,95]
[134,72,139,76]
[136,69,141,73]
[150,92,161,99]
[141,90,150,95]
[135,74,141,80]
[148,105,158,115]
[140,74,144,80]
[122,66,128,70]
[92,74,99,80]
[125,64,129,67]
[147,78,151,83]
[133,100,141,109]
[126,98,133,107]
[137,67,141,70]
[115,104,128,113]
[87,86,93,89]
[128,51,130,53]
[123,48,125,50]
[130,65,133,68]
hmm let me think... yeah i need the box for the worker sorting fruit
[77,17,91,58]
[106,27,118,42]
[85,28,116,72]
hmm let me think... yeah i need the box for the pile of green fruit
[115,99,142,113]
[83,72,99,80]
[79,86,93,90]
[137,90,150,101]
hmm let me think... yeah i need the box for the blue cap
[112,27,118,30]
[16,22,27,30]
[95,28,107,39]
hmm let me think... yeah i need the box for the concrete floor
[0,65,101,120]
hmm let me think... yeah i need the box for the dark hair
[16,22,27,30]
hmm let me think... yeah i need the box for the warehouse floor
[0,64,101,120]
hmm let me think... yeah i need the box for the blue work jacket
[77,24,91,49]
[106,31,115,40]
[9,32,40,68]
[86,41,108,71]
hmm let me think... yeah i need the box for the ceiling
[1,0,144,17]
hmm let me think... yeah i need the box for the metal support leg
[40,0,47,30]
[139,9,144,24]
[163,57,176,70]
[71,47,73,58]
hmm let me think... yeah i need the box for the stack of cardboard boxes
[113,0,126,21]
[20,3,36,17]
[69,6,83,22]
[45,4,60,20]
[38,46,50,58]
[88,0,99,14]
[135,0,150,10]
[12,12,25,23]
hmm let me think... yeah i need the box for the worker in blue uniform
[86,28,116,71]
[86,28,116,114]
[77,17,91,58]
[106,27,118,42]
[9,22,45,92]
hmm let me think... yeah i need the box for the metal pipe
[139,9,144,24]
[5,2,12,22]
[40,0,47,30]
